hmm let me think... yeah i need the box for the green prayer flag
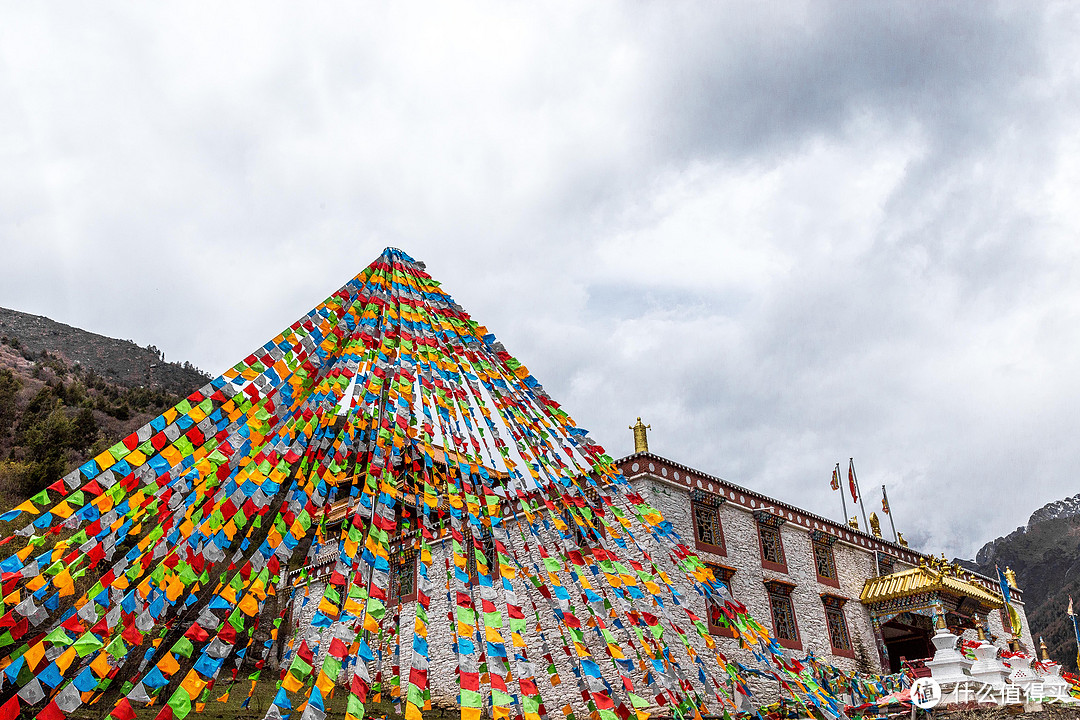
[172,636,194,658]
[73,632,104,657]
[167,686,193,720]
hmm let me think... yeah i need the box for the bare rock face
[973,493,1080,567]
[1027,492,1080,528]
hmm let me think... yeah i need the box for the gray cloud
[2,2,1079,558]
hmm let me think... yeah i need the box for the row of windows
[703,566,853,656]
[691,498,846,588]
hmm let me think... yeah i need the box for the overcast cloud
[2,2,1079,559]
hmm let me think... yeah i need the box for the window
[391,554,417,604]
[466,530,500,583]
[705,563,736,638]
[691,490,726,555]
[812,531,839,588]
[821,595,853,658]
[876,553,895,576]
[759,526,786,571]
[560,490,606,550]
[754,511,787,573]
[766,581,800,650]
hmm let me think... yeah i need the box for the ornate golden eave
[860,565,1003,609]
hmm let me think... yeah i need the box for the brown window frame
[758,524,787,573]
[821,594,854,659]
[466,530,501,583]
[391,553,418,605]
[705,563,737,638]
[812,531,840,588]
[691,500,726,556]
[765,580,801,651]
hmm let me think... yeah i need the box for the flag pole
[850,458,869,531]
[1069,597,1080,673]
[835,463,849,525]
[882,484,898,542]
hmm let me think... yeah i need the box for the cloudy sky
[2,2,1079,559]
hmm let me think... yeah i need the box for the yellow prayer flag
[157,653,180,677]
[238,593,260,616]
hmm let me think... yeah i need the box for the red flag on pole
[882,494,890,514]
[848,460,858,502]
[830,468,840,491]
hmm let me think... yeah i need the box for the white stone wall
[631,474,888,674]
[283,469,1032,714]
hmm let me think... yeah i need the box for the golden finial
[1005,566,1018,590]
[630,417,651,454]
[897,532,908,547]
[848,515,859,530]
[976,615,987,642]
[1040,637,1050,662]
[869,512,882,538]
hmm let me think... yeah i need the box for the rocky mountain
[966,496,1080,671]
[0,306,207,395]
[0,307,209,510]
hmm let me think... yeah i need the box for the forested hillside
[0,321,209,508]
[967,501,1080,672]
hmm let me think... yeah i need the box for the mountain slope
[0,306,207,395]
[968,498,1080,671]
[0,309,209,506]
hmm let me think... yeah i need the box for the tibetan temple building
[288,423,1034,712]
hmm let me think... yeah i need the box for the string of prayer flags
[0,249,909,720]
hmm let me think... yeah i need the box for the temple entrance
[881,612,934,673]
[861,559,1006,674]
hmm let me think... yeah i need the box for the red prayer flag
[35,702,65,720]
[0,696,19,720]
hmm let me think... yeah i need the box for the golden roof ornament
[933,600,947,631]
[630,417,651,454]
[1040,637,1050,662]
[976,614,987,642]
[869,512,882,538]
[897,532,908,547]
[1005,566,1018,590]
[848,515,859,529]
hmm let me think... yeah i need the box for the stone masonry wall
[284,467,1031,715]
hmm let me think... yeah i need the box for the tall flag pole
[849,458,869,531]
[831,463,848,525]
[881,484,898,542]
[1069,596,1080,672]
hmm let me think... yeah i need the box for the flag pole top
[630,417,651,454]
